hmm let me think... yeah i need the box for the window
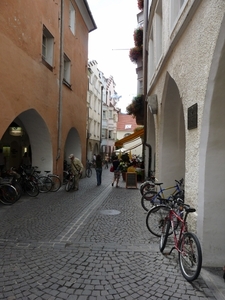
[103,111,106,119]
[155,0,162,64]
[69,1,75,35]
[63,54,71,85]
[148,28,154,83]
[109,130,113,139]
[124,133,131,137]
[109,110,113,118]
[125,124,132,129]
[42,25,54,67]
[170,0,187,29]
[102,129,107,138]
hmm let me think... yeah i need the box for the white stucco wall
[146,0,225,266]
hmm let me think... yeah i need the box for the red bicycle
[159,198,202,282]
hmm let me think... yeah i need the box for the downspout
[100,86,103,154]
[143,0,152,177]
[56,0,64,171]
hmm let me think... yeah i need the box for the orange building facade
[0,0,96,178]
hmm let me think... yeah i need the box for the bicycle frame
[166,207,186,255]
[159,200,202,282]
[152,180,184,205]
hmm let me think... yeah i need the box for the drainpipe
[56,0,64,171]
[100,86,103,154]
[143,0,150,177]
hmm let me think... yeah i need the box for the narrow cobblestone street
[0,168,222,299]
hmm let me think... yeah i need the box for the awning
[115,128,144,147]
[124,142,143,152]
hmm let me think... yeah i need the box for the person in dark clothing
[95,154,103,186]
[111,155,121,187]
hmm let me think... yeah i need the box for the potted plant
[129,46,143,63]
[126,95,144,116]
[137,0,144,10]
[126,95,144,125]
[133,27,143,47]
[119,153,130,181]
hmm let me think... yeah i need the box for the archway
[1,109,52,173]
[159,73,185,187]
[64,127,82,165]
[198,18,225,266]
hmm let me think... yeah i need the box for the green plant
[126,95,144,117]
[133,27,143,47]
[119,153,130,172]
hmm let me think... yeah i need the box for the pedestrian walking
[111,155,122,188]
[95,154,103,186]
[69,154,83,190]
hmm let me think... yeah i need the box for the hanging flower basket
[129,46,143,63]
[126,95,144,118]
[133,27,143,47]
[137,0,144,10]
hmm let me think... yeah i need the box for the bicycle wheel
[13,182,23,201]
[159,218,171,252]
[25,180,39,197]
[146,205,170,237]
[178,232,202,282]
[48,175,61,192]
[37,176,52,192]
[142,189,157,202]
[86,168,92,178]
[0,184,18,205]
[141,194,155,211]
[65,178,73,192]
[140,181,155,196]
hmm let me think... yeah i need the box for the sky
[87,0,139,113]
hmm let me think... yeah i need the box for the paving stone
[0,169,223,299]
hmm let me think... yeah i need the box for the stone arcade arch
[159,73,185,187]
[64,127,82,165]
[1,109,53,173]
[198,18,225,267]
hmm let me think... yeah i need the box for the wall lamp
[147,94,158,114]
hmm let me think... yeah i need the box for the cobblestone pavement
[0,168,223,299]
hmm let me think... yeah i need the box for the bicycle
[141,178,184,211]
[85,160,92,178]
[17,166,39,197]
[65,169,75,192]
[32,167,52,193]
[0,178,18,205]
[43,171,61,192]
[139,170,156,196]
[159,198,202,282]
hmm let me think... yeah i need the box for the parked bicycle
[17,166,39,197]
[65,169,75,192]
[141,178,184,211]
[85,160,92,178]
[139,170,156,196]
[33,167,61,192]
[159,197,202,282]
[0,177,18,205]
[43,170,61,192]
